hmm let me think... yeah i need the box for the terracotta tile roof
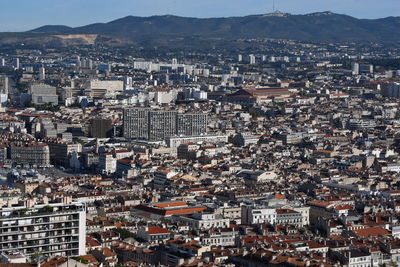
[275,193,286,199]
[353,227,390,237]
[86,236,101,247]
[41,257,68,267]
[153,201,187,208]
[334,204,353,210]
[74,255,99,264]
[147,226,170,235]
[307,200,333,208]
[164,207,207,215]
[101,247,117,257]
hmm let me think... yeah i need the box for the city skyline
[1,0,400,264]
[0,0,399,32]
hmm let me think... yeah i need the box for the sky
[1,0,399,31]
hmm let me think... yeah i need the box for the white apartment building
[0,202,86,260]
[98,153,116,174]
[241,205,309,226]
[166,134,228,154]
[176,212,230,230]
[153,169,177,189]
[241,206,277,225]
[201,229,238,247]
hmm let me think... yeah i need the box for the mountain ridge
[23,12,400,43]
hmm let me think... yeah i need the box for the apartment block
[176,113,207,136]
[0,202,86,259]
[10,142,50,166]
[123,107,207,141]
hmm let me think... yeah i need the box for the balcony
[0,206,85,221]
[0,217,79,229]
[0,238,79,251]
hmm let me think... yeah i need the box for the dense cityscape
[0,6,400,267]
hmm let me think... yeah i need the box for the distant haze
[0,0,399,32]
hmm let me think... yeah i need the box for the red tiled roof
[334,204,353,210]
[275,193,285,199]
[153,201,187,208]
[353,227,390,237]
[135,204,207,216]
[307,200,332,208]
[147,226,169,235]
[164,207,206,215]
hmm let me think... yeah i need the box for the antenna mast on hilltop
[273,0,275,12]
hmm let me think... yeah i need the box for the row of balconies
[0,209,83,221]
[0,217,79,229]
[1,234,76,243]
[0,232,79,243]
[23,244,80,255]
[0,239,79,251]
[0,229,79,240]
[0,222,80,235]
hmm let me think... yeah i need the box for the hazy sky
[1,0,399,31]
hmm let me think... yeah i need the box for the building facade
[29,83,58,106]
[148,110,177,141]
[166,134,228,153]
[0,202,86,260]
[46,141,82,167]
[124,108,207,141]
[176,113,207,136]
[10,142,50,166]
[90,118,113,138]
[123,108,150,140]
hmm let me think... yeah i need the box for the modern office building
[29,83,58,106]
[176,113,207,136]
[382,82,400,98]
[124,108,207,141]
[0,202,86,260]
[85,79,124,97]
[351,62,359,75]
[148,110,177,141]
[39,67,46,80]
[123,108,150,140]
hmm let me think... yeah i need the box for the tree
[114,228,135,239]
